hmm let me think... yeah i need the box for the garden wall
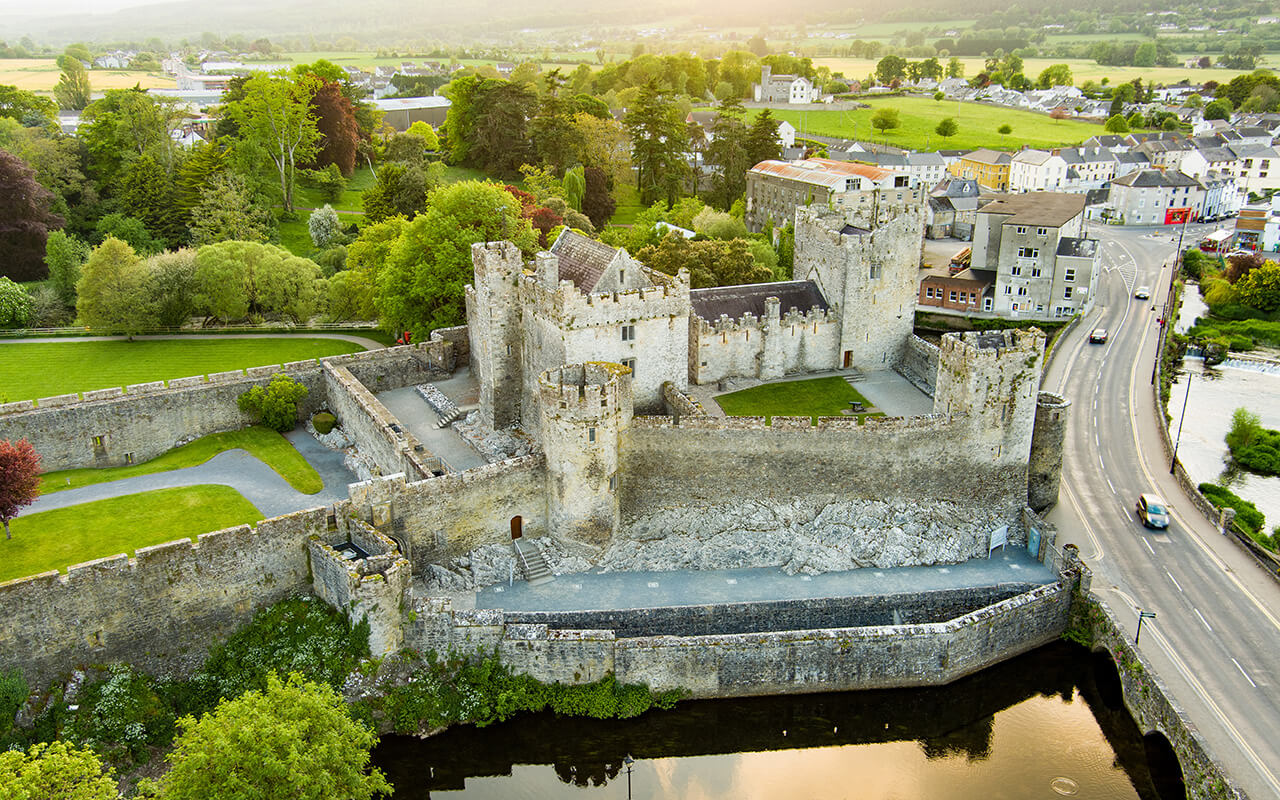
[0,508,326,689]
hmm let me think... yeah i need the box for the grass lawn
[0,59,171,93]
[41,425,323,495]
[293,165,377,214]
[0,337,365,402]
[760,96,1102,152]
[715,376,878,423]
[0,486,263,583]
[609,183,645,226]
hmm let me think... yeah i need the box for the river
[371,642,1173,799]
[1167,357,1280,527]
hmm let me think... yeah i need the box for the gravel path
[28,430,356,518]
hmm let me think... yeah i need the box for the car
[1089,328,1108,344]
[1135,493,1170,529]
[1134,286,1151,300]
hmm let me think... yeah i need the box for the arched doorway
[510,516,523,540]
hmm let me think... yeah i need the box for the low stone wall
[325,342,452,391]
[502,584,1039,638]
[0,508,326,688]
[894,334,940,397]
[428,325,470,366]
[323,363,437,481]
[309,520,411,656]
[660,381,707,419]
[407,580,1073,698]
[1087,596,1248,800]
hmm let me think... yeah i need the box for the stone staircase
[434,406,466,429]
[513,538,555,586]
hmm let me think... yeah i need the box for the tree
[405,120,439,151]
[1126,111,1145,130]
[310,80,359,177]
[1104,114,1130,133]
[309,205,342,250]
[745,108,782,167]
[870,107,901,137]
[998,123,1013,136]
[237,374,309,432]
[79,90,185,186]
[0,438,41,540]
[0,85,57,127]
[747,35,769,57]
[1036,64,1072,89]
[53,55,91,111]
[143,249,199,327]
[569,112,631,191]
[562,166,585,212]
[706,97,751,210]
[0,148,63,282]
[94,213,161,256]
[0,277,33,328]
[530,70,582,175]
[375,180,537,338]
[45,230,90,306]
[624,81,689,207]
[189,174,274,246]
[0,741,116,799]
[1235,261,1280,312]
[935,117,958,139]
[226,73,321,213]
[154,674,389,800]
[326,268,376,322]
[947,57,964,78]
[875,55,908,84]
[76,237,155,334]
[193,241,325,323]
[1203,99,1231,121]
[360,161,441,223]
[581,166,616,230]
[118,154,182,246]
[637,236,771,288]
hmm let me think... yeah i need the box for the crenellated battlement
[538,363,632,422]
[938,328,1046,362]
[518,269,691,330]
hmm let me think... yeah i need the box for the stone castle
[0,200,1073,694]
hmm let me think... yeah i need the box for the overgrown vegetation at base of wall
[1198,483,1271,548]
[2,596,371,774]
[1187,317,1280,350]
[353,650,684,735]
[1157,282,1186,410]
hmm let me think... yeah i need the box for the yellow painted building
[949,149,1013,192]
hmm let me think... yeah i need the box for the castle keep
[0,201,1073,696]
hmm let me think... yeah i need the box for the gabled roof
[1111,169,1202,188]
[977,192,1086,227]
[1012,149,1060,166]
[931,176,981,198]
[960,148,1012,165]
[549,229,622,292]
[748,158,892,189]
[690,281,829,323]
[1058,147,1117,165]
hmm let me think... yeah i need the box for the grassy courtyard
[41,426,324,495]
[715,376,877,423]
[761,96,1103,152]
[0,337,365,402]
[0,486,264,583]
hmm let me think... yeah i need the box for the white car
[1134,286,1151,300]
[1089,328,1108,344]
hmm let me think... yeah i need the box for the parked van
[1136,493,1170,529]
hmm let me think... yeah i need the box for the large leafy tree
[119,154,183,246]
[569,112,631,190]
[145,249,200,327]
[0,85,56,128]
[193,240,325,323]
[53,55,91,111]
[706,97,751,210]
[376,180,537,337]
[1235,261,1280,312]
[625,81,689,207]
[76,237,155,335]
[0,740,116,798]
[189,173,274,246]
[470,79,537,176]
[226,72,321,213]
[45,229,90,305]
[531,70,582,175]
[638,235,772,289]
[0,119,96,225]
[153,674,390,800]
[0,277,34,328]
[360,161,442,223]
[0,148,63,281]
[310,80,358,177]
[0,438,41,539]
[582,166,616,230]
[79,90,186,186]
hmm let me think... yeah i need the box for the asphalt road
[1043,220,1280,800]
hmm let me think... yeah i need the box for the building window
[949,290,958,302]
[609,473,618,491]
[1003,286,1012,295]
[1011,265,1022,276]
[621,325,636,341]
[1064,268,1076,282]
[870,264,881,279]
[588,427,596,443]
[1017,287,1028,296]
[1031,267,1042,277]
[1018,247,1039,259]
[1036,227,1047,235]
[621,358,636,372]
[1014,225,1026,234]
[1064,287,1073,299]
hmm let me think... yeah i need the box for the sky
[0,0,170,16]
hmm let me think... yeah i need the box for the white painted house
[1009,150,1069,192]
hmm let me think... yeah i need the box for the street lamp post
[1171,366,1193,475]
[623,754,634,800]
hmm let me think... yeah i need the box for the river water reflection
[372,642,1169,799]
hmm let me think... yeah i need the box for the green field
[765,96,1101,152]
[715,376,876,423]
[0,337,365,402]
[0,486,264,583]
[41,425,323,495]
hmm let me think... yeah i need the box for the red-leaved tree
[311,80,359,177]
[0,438,41,540]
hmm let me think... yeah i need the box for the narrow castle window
[588,427,596,443]
[621,325,636,341]
[869,264,881,279]
[622,358,636,372]
[92,435,104,448]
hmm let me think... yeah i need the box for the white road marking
[1167,571,1183,592]
[1143,538,1155,555]
[1195,608,1212,631]
[1232,658,1257,688]
[1106,478,1116,494]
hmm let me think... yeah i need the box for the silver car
[1136,493,1170,529]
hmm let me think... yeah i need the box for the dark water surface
[373,642,1174,799]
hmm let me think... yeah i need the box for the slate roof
[1057,237,1098,258]
[549,229,620,292]
[977,192,1087,228]
[690,281,829,322]
[961,149,1012,165]
[1111,169,1201,188]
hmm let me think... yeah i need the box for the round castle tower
[538,363,633,551]
[1028,391,1071,512]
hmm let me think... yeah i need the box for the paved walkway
[28,430,356,518]
[0,332,387,350]
[691,368,935,419]
[377,386,488,473]
[476,547,1054,612]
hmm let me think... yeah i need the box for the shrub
[312,411,337,434]
[1227,334,1254,351]
[237,373,309,432]
[65,664,177,768]
[0,277,34,328]
[0,668,27,737]
[1199,482,1266,535]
